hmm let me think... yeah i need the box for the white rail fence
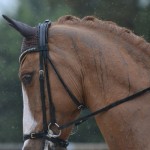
[0,143,108,150]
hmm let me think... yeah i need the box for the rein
[58,87,150,129]
[21,20,150,148]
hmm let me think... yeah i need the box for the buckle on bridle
[47,123,61,138]
[78,104,85,110]
[31,132,36,139]
[39,70,44,77]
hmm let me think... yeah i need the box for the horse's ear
[2,15,36,38]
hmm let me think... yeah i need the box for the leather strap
[23,132,69,148]
[58,86,150,130]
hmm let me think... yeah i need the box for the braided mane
[56,15,150,51]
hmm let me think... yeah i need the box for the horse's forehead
[20,53,39,71]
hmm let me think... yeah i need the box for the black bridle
[22,20,85,148]
[21,20,150,148]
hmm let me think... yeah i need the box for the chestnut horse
[3,15,150,150]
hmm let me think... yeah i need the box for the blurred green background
[0,0,150,143]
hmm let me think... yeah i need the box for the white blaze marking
[22,140,30,150]
[22,86,50,150]
[22,85,37,134]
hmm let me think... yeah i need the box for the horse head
[4,14,150,150]
[3,15,84,150]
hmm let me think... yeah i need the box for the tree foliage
[0,0,150,143]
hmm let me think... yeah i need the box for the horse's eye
[21,74,33,85]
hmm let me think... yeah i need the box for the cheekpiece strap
[38,20,52,132]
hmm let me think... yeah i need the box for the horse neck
[75,27,150,109]
[75,28,150,149]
